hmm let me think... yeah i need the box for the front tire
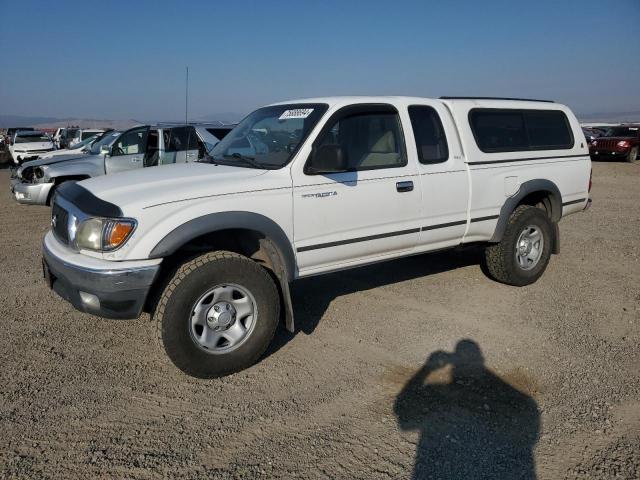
[627,146,639,164]
[483,205,553,286]
[155,251,280,378]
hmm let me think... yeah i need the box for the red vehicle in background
[589,125,639,163]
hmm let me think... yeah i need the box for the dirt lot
[0,160,638,479]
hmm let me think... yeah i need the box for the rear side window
[166,126,199,152]
[524,111,573,148]
[408,105,449,163]
[470,109,573,152]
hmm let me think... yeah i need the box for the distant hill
[0,114,141,130]
[32,118,141,130]
[197,112,246,123]
[4,108,637,131]
[0,114,62,127]
[577,110,640,123]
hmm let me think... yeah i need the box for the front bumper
[589,149,629,158]
[13,150,54,163]
[42,232,161,319]
[10,178,54,205]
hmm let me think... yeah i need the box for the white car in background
[8,130,56,164]
[39,130,112,159]
[68,129,105,148]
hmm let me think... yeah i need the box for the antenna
[185,66,189,125]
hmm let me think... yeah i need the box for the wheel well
[144,228,284,314]
[163,228,276,270]
[517,190,554,219]
[514,190,561,254]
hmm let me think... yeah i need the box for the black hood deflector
[56,182,123,218]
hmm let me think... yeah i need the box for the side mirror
[306,144,348,174]
[100,145,111,155]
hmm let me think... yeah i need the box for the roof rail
[440,96,555,103]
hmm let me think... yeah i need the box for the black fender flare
[148,211,297,331]
[490,179,562,252]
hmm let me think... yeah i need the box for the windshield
[70,135,98,149]
[81,131,101,140]
[15,133,50,143]
[604,126,639,137]
[208,104,328,169]
[90,131,121,154]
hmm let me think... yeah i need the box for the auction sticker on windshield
[279,108,314,120]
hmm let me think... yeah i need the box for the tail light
[589,168,592,193]
[617,140,630,148]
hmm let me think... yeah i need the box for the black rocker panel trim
[297,216,499,252]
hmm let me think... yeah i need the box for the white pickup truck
[42,96,591,377]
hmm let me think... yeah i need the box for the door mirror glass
[100,145,111,155]
[306,144,348,174]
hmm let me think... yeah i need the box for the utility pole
[185,66,189,125]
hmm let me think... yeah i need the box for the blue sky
[0,0,638,121]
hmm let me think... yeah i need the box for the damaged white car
[8,130,56,165]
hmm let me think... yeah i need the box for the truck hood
[79,162,272,211]
[21,152,94,168]
[40,148,88,159]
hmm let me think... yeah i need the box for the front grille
[595,139,616,151]
[27,148,54,153]
[51,202,70,245]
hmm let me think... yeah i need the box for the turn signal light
[104,221,135,250]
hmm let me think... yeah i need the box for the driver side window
[112,127,148,156]
[316,111,407,171]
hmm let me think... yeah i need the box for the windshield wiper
[223,153,263,169]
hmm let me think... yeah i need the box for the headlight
[74,218,136,251]
[34,167,45,179]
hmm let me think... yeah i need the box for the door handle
[131,156,141,163]
[396,181,414,192]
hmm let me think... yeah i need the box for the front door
[292,104,422,275]
[105,126,149,174]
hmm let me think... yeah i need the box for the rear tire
[155,251,280,378]
[483,205,553,286]
[627,146,639,164]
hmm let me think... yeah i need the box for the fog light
[79,291,100,310]
[15,192,30,200]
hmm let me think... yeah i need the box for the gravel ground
[0,160,638,479]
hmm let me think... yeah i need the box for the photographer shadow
[394,340,540,479]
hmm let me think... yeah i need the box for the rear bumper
[42,232,161,319]
[10,178,54,205]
